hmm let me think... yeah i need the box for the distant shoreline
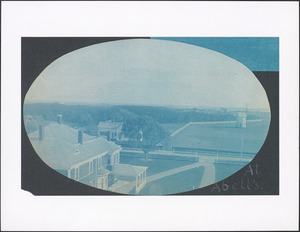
[23,102,270,112]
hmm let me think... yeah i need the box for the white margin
[1,1,299,231]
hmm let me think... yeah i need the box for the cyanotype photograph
[3,1,297,230]
[22,37,279,195]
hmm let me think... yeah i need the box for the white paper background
[1,1,299,231]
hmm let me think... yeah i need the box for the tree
[23,114,49,134]
[122,116,168,158]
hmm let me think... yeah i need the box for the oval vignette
[23,39,271,195]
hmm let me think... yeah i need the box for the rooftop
[98,121,123,130]
[112,163,147,177]
[28,123,121,170]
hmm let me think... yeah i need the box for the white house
[28,116,147,194]
[98,120,124,141]
[111,164,147,194]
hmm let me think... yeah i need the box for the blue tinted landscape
[23,38,271,195]
[24,103,270,194]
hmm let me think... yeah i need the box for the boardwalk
[146,162,207,183]
[199,163,215,187]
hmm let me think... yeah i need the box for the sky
[25,38,270,110]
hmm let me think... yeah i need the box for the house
[236,112,247,128]
[110,164,147,194]
[27,115,147,194]
[98,120,124,141]
[28,122,121,189]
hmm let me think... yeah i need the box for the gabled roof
[98,121,123,130]
[112,164,147,177]
[28,123,121,170]
[29,123,95,143]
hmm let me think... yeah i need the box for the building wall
[136,170,147,193]
[68,155,109,188]
[98,126,123,141]
[107,151,120,166]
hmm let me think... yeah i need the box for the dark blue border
[151,37,279,72]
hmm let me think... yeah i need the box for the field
[159,120,270,154]
[160,123,187,134]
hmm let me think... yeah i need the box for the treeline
[23,103,265,135]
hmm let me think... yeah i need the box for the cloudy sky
[25,39,270,110]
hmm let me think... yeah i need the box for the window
[89,161,93,174]
[74,149,80,155]
[75,167,79,180]
[97,157,102,169]
[79,163,89,177]
[98,177,103,189]
[107,155,111,165]
[70,168,75,179]
[110,155,114,165]
[103,155,108,166]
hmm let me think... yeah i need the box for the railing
[171,146,256,159]
[120,146,256,163]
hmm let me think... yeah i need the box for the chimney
[57,114,62,124]
[78,130,83,144]
[39,125,44,141]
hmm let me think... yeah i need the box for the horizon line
[23,101,270,112]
